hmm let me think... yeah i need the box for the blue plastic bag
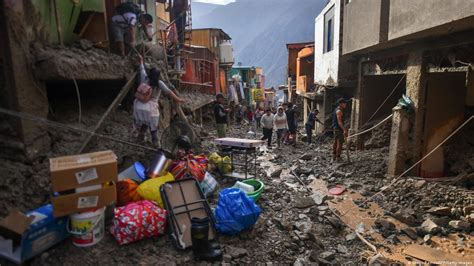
[215,188,261,235]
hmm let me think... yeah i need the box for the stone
[393,209,419,226]
[309,249,322,262]
[270,167,283,178]
[311,192,326,205]
[448,220,471,231]
[414,180,426,189]
[299,153,313,160]
[318,251,335,261]
[368,254,393,266]
[227,246,248,259]
[386,234,399,244]
[427,207,451,216]
[223,254,232,262]
[420,219,440,234]
[317,206,329,211]
[294,196,316,209]
[345,233,357,242]
[375,218,396,232]
[401,227,418,240]
[468,213,474,223]
[294,220,312,234]
[423,234,432,244]
[337,244,348,254]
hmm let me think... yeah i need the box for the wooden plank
[77,72,137,153]
[403,244,466,264]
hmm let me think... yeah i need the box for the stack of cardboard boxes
[0,150,118,263]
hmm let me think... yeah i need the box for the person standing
[171,0,189,46]
[260,109,274,148]
[214,93,229,138]
[255,107,264,129]
[305,109,323,144]
[285,103,297,146]
[332,98,348,161]
[273,107,288,148]
[111,4,153,56]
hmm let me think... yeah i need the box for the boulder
[420,219,440,234]
[427,207,451,216]
[448,220,471,231]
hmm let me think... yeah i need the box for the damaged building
[313,0,357,134]
[342,0,474,178]
[0,0,225,160]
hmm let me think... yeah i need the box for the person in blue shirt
[305,109,323,144]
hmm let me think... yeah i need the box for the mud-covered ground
[0,99,473,264]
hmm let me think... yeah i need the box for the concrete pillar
[0,1,50,160]
[303,97,308,124]
[405,50,427,175]
[352,59,365,149]
[387,107,410,176]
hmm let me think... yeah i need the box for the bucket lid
[134,162,146,181]
[328,185,345,195]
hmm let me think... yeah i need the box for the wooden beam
[77,72,137,153]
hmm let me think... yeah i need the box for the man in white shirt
[111,12,153,56]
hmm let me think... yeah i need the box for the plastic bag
[116,179,142,207]
[111,200,167,245]
[200,172,219,197]
[137,172,174,208]
[219,156,232,174]
[215,188,261,235]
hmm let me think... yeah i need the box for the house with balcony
[342,0,474,178]
[191,28,234,95]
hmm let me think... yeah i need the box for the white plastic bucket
[69,207,105,247]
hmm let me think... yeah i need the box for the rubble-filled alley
[1,0,474,265]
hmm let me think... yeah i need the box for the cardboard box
[0,204,69,264]
[51,184,116,217]
[49,150,118,192]
[49,150,118,217]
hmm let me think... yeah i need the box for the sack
[135,83,152,103]
[115,2,142,16]
[215,188,261,235]
[200,172,218,197]
[111,200,167,245]
[116,179,142,207]
[137,172,174,208]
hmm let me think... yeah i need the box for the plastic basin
[242,179,264,202]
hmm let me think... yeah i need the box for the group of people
[213,93,349,162]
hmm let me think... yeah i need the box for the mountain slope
[193,0,326,86]
[191,1,220,22]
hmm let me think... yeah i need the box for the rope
[338,115,474,217]
[0,107,158,152]
[366,115,474,202]
[347,114,393,139]
[72,77,82,124]
[363,74,406,127]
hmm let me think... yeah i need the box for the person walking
[273,106,288,148]
[260,109,274,148]
[305,109,323,144]
[332,98,348,162]
[214,93,229,138]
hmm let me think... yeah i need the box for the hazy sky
[194,0,235,4]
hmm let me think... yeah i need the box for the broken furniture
[160,178,218,250]
[213,138,264,180]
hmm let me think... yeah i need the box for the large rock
[294,196,316,209]
[427,207,451,216]
[420,219,440,234]
[375,218,396,232]
[393,209,419,226]
[401,227,418,240]
[311,192,327,205]
[318,251,335,261]
[448,220,471,231]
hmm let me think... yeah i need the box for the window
[323,5,335,53]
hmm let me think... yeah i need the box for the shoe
[191,217,223,262]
